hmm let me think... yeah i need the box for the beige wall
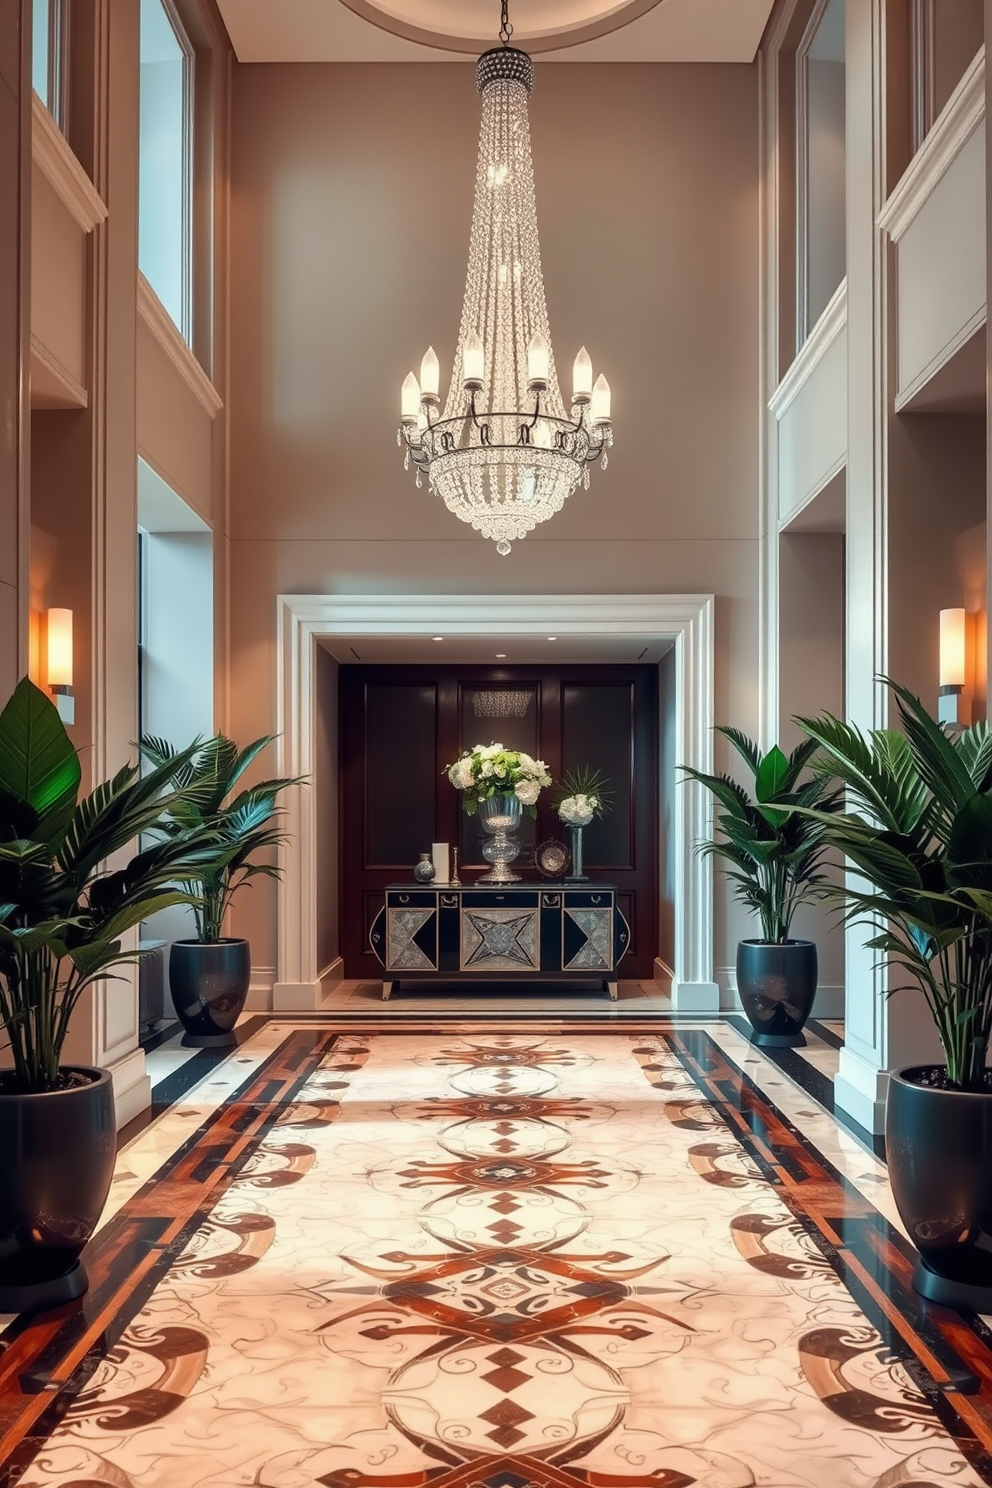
[228,60,761,971]
[0,1,30,700]
[932,0,984,120]
[888,412,988,715]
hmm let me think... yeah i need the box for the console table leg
[606,980,618,1002]
[382,980,396,1002]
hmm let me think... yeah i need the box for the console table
[369,882,629,1001]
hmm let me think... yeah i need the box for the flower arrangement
[554,766,612,826]
[446,743,551,817]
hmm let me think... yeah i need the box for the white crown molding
[275,593,718,1012]
[878,45,985,242]
[768,276,847,420]
[137,273,224,419]
[31,93,107,233]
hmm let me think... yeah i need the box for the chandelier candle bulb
[527,330,550,389]
[590,373,612,424]
[401,372,420,423]
[572,346,593,403]
[462,331,485,389]
[420,346,440,401]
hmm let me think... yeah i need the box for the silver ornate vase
[476,793,523,884]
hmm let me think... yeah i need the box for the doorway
[339,664,659,980]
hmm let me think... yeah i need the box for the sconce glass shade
[46,608,73,688]
[939,608,967,689]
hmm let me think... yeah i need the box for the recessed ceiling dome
[336,0,665,54]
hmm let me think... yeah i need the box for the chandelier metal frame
[397,5,613,556]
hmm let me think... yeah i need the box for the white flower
[481,761,493,776]
[559,794,595,826]
[515,779,541,806]
[448,757,475,790]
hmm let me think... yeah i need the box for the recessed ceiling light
[496,653,506,659]
[547,636,558,641]
[432,636,444,642]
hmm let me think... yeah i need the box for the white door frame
[274,593,717,1011]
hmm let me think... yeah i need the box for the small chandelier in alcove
[397,0,614,556]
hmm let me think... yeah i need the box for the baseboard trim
[835,1047,889,1135]
[247,964,276,1012]
[670,979,720,1012]
[273,979,324,1012]
[653,958,673,990]
[109,1047,152,1128]
[320,957,344,991]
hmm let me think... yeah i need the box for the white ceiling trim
[217,0,775,64]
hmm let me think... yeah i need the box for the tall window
[798,0,846,343]
[32,0,69,128]
[139,0,193,341]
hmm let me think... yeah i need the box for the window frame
[139,0,196,344]
[795,0,846,349]
[910,0,936,154]
[33,0,71,131]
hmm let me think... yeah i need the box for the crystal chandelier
[472,689,531,718]
[398,2,613,556]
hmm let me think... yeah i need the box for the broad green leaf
[755,746,790,803]
[0,678,80,843]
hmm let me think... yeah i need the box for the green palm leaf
[0,678,81,845]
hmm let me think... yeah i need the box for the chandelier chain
[499,0,513,47]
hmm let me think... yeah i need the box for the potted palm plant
[682,731,841,1045]
[799,680,992,1310]
[140,734,300,1047]
[0,679,212,1313]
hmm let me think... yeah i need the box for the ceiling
[216,0,775,63]
[318,634,673,664]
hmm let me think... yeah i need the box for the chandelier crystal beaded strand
[398,1,613,556]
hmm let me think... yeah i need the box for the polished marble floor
[3,1022,992,1487]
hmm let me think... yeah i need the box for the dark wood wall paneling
[340,665,659,980]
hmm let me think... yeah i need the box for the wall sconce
[46,608,74,725]
[939,607,969,727]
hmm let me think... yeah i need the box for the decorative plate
[535,839,571,879]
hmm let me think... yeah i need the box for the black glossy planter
[736,939,818,1047]
[0,1067,115,1313]
[169,938,250,1048]
[887,1068,992,1311]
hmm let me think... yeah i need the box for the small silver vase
[476,793,523,884]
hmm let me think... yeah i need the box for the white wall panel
[896,127,986,404]
[774,311,847,528]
